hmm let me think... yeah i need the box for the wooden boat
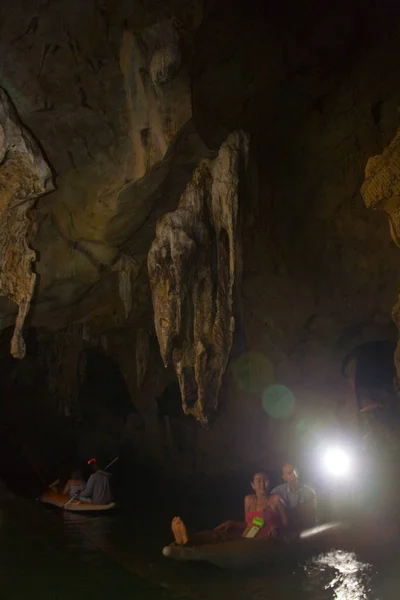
[40,490,116,512]
[162,519,400,570]
[162,523,353,570]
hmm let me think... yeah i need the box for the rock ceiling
[1,0,400,422]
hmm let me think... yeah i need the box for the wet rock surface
[0,0,400,475]
[148,131,248,423]
[0,89,53,358]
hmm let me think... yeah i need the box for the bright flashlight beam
[322,447,351,477]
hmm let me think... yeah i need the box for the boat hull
[40,491,116,512]
[162,523,355,570]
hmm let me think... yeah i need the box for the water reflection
[60,514,381,600]
[2,495,394,600]
[62,512,115,561]
[307,550,374,600]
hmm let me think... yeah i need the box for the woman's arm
[244,494,254,517]
[277,498,288,527]
[62,481,70,495]
[270,493,288,527]
[214,519,245,532]
[213,496,253,532]
[49,479,60,492]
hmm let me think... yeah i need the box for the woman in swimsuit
[62,470,86,499]
[172,470,287,545]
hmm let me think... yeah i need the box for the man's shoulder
[271,483,287,495]
[300,484,316,498]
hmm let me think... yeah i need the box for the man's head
[282,463,299,487]
[88,457,99,473]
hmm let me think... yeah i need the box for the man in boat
[78,459,113,505]
[171,470,287,545]
[271,463,316,530]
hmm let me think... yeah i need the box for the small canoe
[162,520,400,570]
[40,490,116,512]
[162,523,350,570]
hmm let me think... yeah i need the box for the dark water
[1,495,399,600]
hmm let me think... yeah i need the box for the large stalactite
[0,89,54,358]
[148,130,249,425]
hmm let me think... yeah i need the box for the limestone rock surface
[136,328,150,389]
[0,89,53,358]
[0,1,204,335]
[362,131,400,379]
[148,130,249,424]
[361,130,400,242]
[2,0,400,479]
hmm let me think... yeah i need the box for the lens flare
[262,384,295,419]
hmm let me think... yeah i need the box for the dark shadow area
[342,340,397,409]
[78,348,137,422]
[0,328,76,496]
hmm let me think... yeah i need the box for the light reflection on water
[305,550,375,600]
[2,496,397,600]
[61,513,383,600]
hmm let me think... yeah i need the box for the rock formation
[116,255,140,319]
[0,89,53,358]
[362,132,400,378]
[1,0,400,480]
[361,131,400,243]
[148,130,249,424]
[120,19,189,182]
[136,328,150,389]
[0,5,212,334]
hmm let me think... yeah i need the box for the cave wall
[1,0,400,481]
[361,125,400,389]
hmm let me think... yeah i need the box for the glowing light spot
[232,352,274,395]
[322,447,351,477]
[312,550,372,600]
[262,384,295,419]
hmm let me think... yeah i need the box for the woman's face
[251,472,268,494]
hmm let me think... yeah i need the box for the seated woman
[172,470,287,545]
[62,470,86,499]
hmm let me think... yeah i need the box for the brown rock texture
[0,1,206,334]
[362,132,400,378]
[148,131,249,424]
[362,131,400,247]
[136,328,150,389]
[120,19,189,182]
[0,89,53,358]
[2,0,400,479]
